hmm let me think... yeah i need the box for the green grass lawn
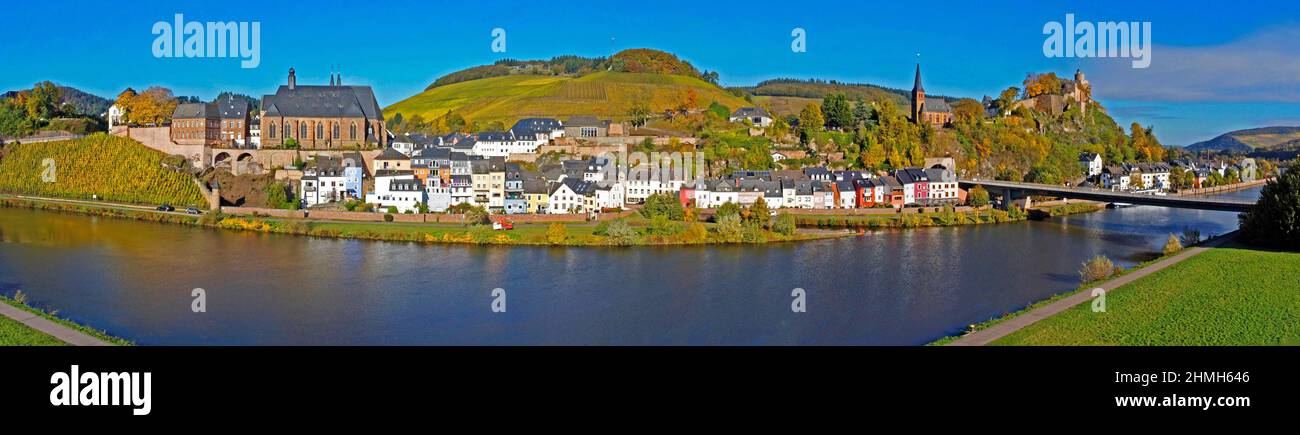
[0,296,131,346]
[0,313,67,346]
[992,247,1300,346]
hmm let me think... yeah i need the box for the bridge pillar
[1000,188,1014,211]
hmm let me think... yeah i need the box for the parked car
[156,204,175,212]
[185,207,202,214]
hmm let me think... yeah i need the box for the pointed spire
[912,63,924,93]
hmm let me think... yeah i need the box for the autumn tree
[797,103,824,145]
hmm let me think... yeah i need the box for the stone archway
[213,152,232,166]
[237,152,255,162]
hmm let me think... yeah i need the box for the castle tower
[911,63,925,124]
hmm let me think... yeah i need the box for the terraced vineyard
[385,71,748,126]
[0,133,207,207]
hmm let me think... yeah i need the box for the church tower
[911,63,925,124]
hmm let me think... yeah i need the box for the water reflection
[0,188,1258,345]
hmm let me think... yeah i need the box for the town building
[367,171,424,213]
[910,64,953,128]
[260,69,386,149]
[1079,152,1103,179]
[730,107,773,128]
[564,116,624,138]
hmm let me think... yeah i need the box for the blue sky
[4,0,1300,145]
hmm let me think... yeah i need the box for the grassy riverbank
[0,294,132,346]
[926,246,1180,346]
[990,246,1300,346]
[0,196,849,246]
[796,202,1101,229]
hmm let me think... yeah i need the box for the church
[910,63,953,128]
[260,68,387,149]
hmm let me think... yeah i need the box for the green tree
[604,220,639,245]
[797,103,824,144]
[747,197,771,228]
[716,214,744,243]
[1239,162,1300,249]
[640,192,685,220]
[821,93,853,130]
[772,212,797,235]
[967,186,990,207]
[714,201,741,221]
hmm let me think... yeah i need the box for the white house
[367,172,424,213]
[1079,152,1103,179]
[730,107,773,128]
[425,178,452,213]
[107,105,124,129]
[471,131,547,158]
[300,156,350,207]
[548,179,594,214]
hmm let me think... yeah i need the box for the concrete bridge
[959,179,1256,213]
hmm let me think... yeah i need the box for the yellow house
[524,179,549,213]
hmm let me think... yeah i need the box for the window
[316,123,324,140]
[284,122,290,139]
[299,122,307,139]
[350,123,357,139]
[268,123,276,138]
[333,123,340,139]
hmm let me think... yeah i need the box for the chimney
[336,73,341,86]
[329,73,336,87]
[288,68,296,90]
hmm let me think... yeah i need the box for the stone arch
[237,152,255,162]
[213,152,232,166]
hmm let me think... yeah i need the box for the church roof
[912,64,924,93]
[262,85,383,120]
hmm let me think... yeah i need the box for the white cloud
[1085,26,1300,102]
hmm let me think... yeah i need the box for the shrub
[383,213,394,222]
[716,214,744,243]
[648,214,681,236]
[772,212,797,235]
[462,205,490,225]
[604,220,639,245]
[1163,234,1183,256]
[747,197,771,228]
[967,186,990,207]
[1079,255,1115,284]
[714,202,741,221]
[640,192,685,221]
[683,222,708,243]
[546,223,567,245]
[1240,162,1300,249]
[1180,227,1202,246]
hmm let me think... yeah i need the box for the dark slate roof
[552,178,595,195]
[912,63,925,93]
[565,116,605,128]
[918,97,951,113]
[731,107,771,118]
[511,118,562,134]
[262,84,382,119]
[215,96,249,119]
[173,103,209,119]
[376,147,408,160]
[476,131,514,142]
[390,178,424,191]
[523,178,550,194]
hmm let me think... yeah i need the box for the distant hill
[2,85,111,116]
[387,63,746,126]
[1186,126,1300,153]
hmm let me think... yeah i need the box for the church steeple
[912,63,925,93]
[911,63,926,124]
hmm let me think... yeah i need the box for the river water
[0,187,1259,345]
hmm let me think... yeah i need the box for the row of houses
[685,166,960,210]
[1082,152,1259,191]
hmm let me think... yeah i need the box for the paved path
[947,232,1237,346]
[0,302,111,346]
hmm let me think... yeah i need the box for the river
[0,187,1260,345]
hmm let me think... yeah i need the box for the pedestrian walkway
[947,232,1237,346]
[0,302,111,346]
